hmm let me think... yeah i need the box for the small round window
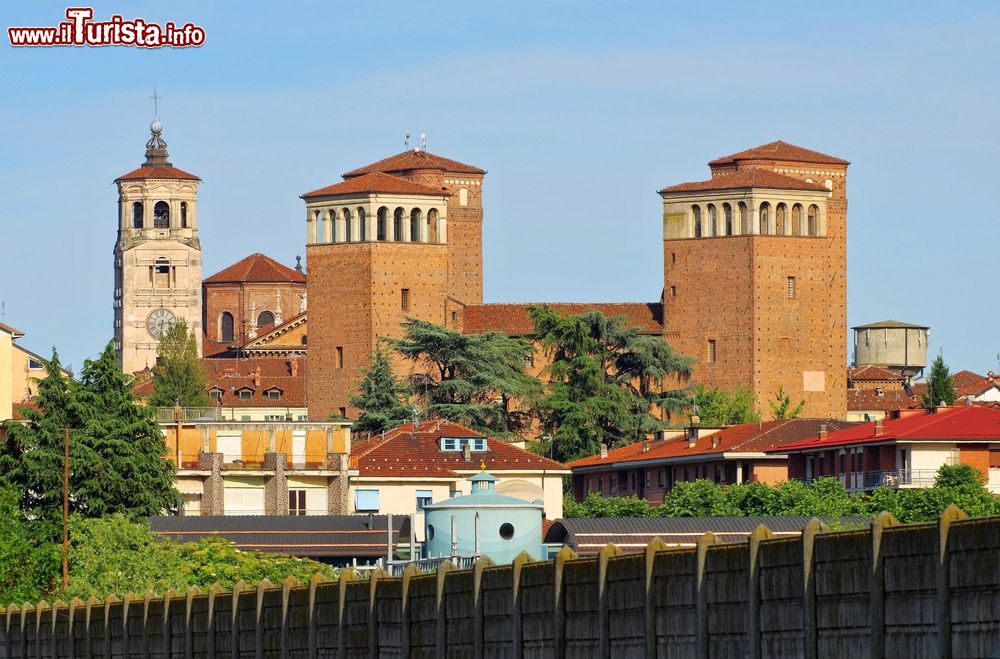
[499,523,514,540]
[427,524,435,541]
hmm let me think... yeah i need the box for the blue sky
[1,1,998,376]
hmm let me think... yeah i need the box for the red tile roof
[203,357,307,408]
[343,150,485,178]
[301,171,451,199]
[659,169,830,194]
[203,253,306,285]
[461,303,664,336]
[951,370,997,398]
[848,365,905,382]
[568,419,856,469]
[776,406,1000,452]
[115,165,200,182]
[351,420,566,476]
[708,141,849,167]
[847,388,919,413]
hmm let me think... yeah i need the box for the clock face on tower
[147,308,177,339]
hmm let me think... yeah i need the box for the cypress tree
[922,355,957,407]
[349,349,413,433]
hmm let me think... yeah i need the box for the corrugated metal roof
[544,516,871,555]
[150,515,408,559]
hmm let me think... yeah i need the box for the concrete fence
[2,506,999,658]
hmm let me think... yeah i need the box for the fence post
[802,518,828,659]
[511,551,532,659]
[205,583,224,659]
[367,569,386,659]
[337,570,359,659]
[472,556,493,659]
[643,538,667,659]
[400,564,418,658]
[281,576,298,659]
[84,596,100,659]
[184,587,199,659]
[434,560,455,658]
[161,589,177,658]
[748,525,775,659]
[141,591,155,659]
[254,580,272,659]
[553,546,577,659]
[50,599,65,659]
[597,543,622,659]
[230,580,246,659]
[695,532,720,659]
[306,573,326,659]
[34,600,49,659]
[937,505,967,659]
[869,512,898,659]
[120,593,135,659]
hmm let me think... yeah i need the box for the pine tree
[149,320,209,408]
[922,355,957,407]
[349,349,413,433]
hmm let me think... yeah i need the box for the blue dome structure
[423,469,543,564]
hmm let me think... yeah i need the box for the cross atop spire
[150,87,163,118]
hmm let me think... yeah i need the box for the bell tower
[114,117,203,374]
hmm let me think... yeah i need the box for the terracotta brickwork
[960,443,989,478]
[203,282,306,343]
[662,145,848,420]
[306,242,450,419]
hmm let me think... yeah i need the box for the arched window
[153,257,170,289]
[427,208,439,243]
[692,205,702,238]
[707,205,717,237]
[807,205,819,236]
[220,312,234,342]
[180,202,188,228]
[393,208,404,241]
[410,208,421,242]
[153,201,170,229]
[344,208,353,243]
[776,203,787,235]
[739,202,750,234]
[792,204,803,236]
[377,207,388,241]
[257,311,275,328]
[327,210,336,243]
[358,207,367,241]
[132,202,143,229]
[723,203,733,236]
[758,203,771,235]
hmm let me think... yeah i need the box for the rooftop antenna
[404,132,410,149]
[420,133,427,150]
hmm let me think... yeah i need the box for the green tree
[769,386,805,420]
[149,320,209,408]
[719,481,779,516]
[922,355,957,407]
[0,349,83,540]
[693,385,760,426]
[0,487,57,605]
[391,318,539,435]
[74,341,178,519]
[656,480,725,517]
[349,349,413,433]
[530,306,692,462]
[563,492,651,518]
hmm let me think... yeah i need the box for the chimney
[642,440,650,453]
[599,444,608,459]
[462,443,472,462]
[687,428,697,448]
[710,436,719,450]
[252,366,261,389]
[874,418,884,436]
[818,424,828,441]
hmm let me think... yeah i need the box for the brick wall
[959,444,989,478]
[203,281,306,343]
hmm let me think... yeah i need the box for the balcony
[805,469,939,491]
[156,407,223,423]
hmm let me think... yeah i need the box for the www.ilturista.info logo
[8,8,205,48]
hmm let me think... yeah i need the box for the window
[692,205,702,237]
[345,210,353,243]
[355,488,380,512]
[377,207,388,241]
[776,204,787,235]
[220,312,234,342]
[451,310,458,323]
[786,276,796,299]
[671,253,676,264]
[180,202,188,228]
[358,208,367,241]
[427,524,435,541]
[209,389,222,402]
[708,339,717,363]
[416,489,433,511]
[401,288,410,312]
[338,407,347,418]
[723,203,733,235]
[410,209,421,242]
[237,389,252,400]
[440,437,488,452]
[240,415,252,422]
[289,490,306,515]
[707,205,717,236]
[264,388,283,401]
[739,202,750,234]
[759,203,770,235]
[658,469,666,487]
[393,208,404,241]
[132,202,143,229]
[264,414,284,421]
[670,286,676,297]
[153,257,170,289]
[257,311,275,328]
[153,201,170,229]
[27,358,43,370]
[336,346,344,369]
[427,209,439,243]
[792,205,803,236]
[807,205,819,236]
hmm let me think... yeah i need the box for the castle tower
[659,141,849,419]
[302,149,484,419]
[114,118,203,374]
